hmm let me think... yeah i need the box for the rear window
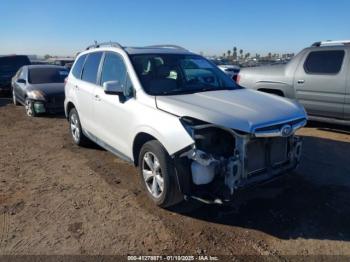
[304,50,345,74]
[81,52,103,84]
[0,56,31,74]
[71,54,87,79]
[28,67,69,84]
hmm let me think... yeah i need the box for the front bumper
[31,100,64,114]
[175,134,303,204]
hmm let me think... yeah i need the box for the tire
[68,108,90,146]
[25,98,36,117]
[138,140,183,208]
[12,90,19,106]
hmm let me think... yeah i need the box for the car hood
[156,89,307,133]
[27,83,65,96]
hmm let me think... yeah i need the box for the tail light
[235,74,241,84]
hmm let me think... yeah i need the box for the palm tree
[233,47,237,60]
[227,50,231,58]
[239,49,243,60]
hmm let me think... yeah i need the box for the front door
[93,51,135,157]
[294,49,347,119]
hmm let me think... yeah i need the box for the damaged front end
[173,117,306,204]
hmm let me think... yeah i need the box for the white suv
[65,42,307,207]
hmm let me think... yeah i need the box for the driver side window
[100,52,133,97]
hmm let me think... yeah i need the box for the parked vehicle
[0,55,31,95]
[238,40,350,125]
[65,42,306,207]
[210,59,240,81]
[12,65,68,116]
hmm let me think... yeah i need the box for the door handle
[94,94,101,101]
[297,80,305,84]
[75,85,79,90]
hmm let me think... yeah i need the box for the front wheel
[25,98,36,117]
[139,140,183,208]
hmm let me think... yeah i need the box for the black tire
[138,140,183,208]
[68,108,90,146]
[24,98,37,117]
[12,90,20,106]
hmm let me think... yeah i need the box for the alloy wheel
[25,99,33,116]
[142,152,164,199]
[70,113,80,143]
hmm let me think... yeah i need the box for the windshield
[130,54,237,95]
[28,68,69,84]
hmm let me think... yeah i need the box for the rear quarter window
[71,54,87,79]
[304,50,345,74]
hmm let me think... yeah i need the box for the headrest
[156,66,171,78]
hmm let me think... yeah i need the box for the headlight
[27,90,46,101]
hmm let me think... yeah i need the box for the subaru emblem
[281,124,292,137]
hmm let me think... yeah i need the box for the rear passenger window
[81,52,103,84]
[71,54,86,79]
[304,50,345,74]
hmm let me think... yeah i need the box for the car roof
[24,65,68,70]
[306,45,350,52]
[80,45,196,56]
[124,47,194,55]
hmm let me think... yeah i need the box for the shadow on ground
[308,120,350,135]
[172,134,350,241]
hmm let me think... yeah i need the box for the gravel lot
[1,97,350,257]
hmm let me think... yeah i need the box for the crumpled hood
[156,89,307,133]
[27,83,65,96]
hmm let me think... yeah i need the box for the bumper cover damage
[173,117,305,204]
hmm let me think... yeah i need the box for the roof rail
[144,44,188,51]
[86,41,124,50]
[311,40,350,47]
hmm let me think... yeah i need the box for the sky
[1,0,349,57]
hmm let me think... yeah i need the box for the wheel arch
[65,101,76,119]
[132,132,159,167]
[257,88,285,97]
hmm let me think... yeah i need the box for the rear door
[294,49,347,119]
[76,52,103,133]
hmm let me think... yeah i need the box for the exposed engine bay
[175,117,304,204]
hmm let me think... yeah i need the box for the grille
[254,118,306,133]
[246,137,289,174]
[47,94,65,105]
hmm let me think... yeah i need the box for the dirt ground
[1,97,350,257]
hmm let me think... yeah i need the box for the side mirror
[17,79,26,84]
[102,81,123,95]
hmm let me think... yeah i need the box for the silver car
[12,65,69,116]
[64,42,307,207]
[238,40,350,125]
